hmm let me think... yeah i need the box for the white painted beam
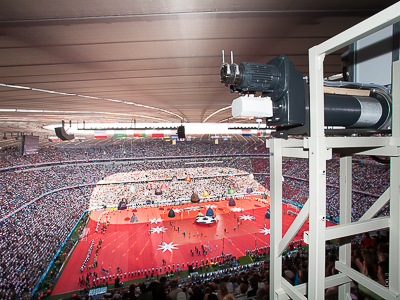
[325,273,352,289]
[315,2,400,55]
[270,138,284,300]
[352,146,400,157]
[266,138,304,149]
[294,273,352,295]
[281,278,307,300]
[282,148,308,159]
[323,137,389,149]
[359,188,390,221]
[389,59,400,295]
[390,156,400,294]
[277,200,309,256]
[335,262,399,300]
[338,155,352,300]
[326,217,389,241]
[392,60,400,144]
[308,45,327,299]
[275,288,289,300]
[334,146,399,157]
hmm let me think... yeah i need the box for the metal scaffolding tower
[269,2,400,299]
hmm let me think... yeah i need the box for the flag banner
[94,130,107,139]
[215,138,218,144]
[242,129,251,137]
[172,139,176,145]
[257,130,267,137]
[114,131,127,138]
[152,133,164,138]
[134,130,145,137]
[151,130,164,138]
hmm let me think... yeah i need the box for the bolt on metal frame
[268,2,400,299]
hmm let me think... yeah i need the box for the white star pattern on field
[149,218,163,224]
[259,228,271,235]
[230,207,243,212]
[151,226,167,234]
[240,215,255,221]
[173,208,183,213]
[157,242,179,253]
[205,204,217,209]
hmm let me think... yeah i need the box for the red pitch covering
[53,197,332,295]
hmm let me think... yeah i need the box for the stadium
[0,1,399,300]
[0,139,390,299]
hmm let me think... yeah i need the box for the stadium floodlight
[220,51,392,137]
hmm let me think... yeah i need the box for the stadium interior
[0,1,399,300]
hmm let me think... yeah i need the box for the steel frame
[268,2,400,299]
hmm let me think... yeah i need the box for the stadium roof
[0,0,397,147]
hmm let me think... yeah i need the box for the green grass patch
[39,212,91,297]
[48,253,270,299]
[238,255,253,265]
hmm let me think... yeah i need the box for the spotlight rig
[220,51,392,138]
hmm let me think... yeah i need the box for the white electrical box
[231,95,273,118]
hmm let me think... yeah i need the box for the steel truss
[268,2,400,299]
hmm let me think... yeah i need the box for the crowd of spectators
[264,154,390,222]
[0,142,390,221]
[0,141,261,219]
[90,167,263,208]
[0,140,267,169]
[0,140,391,299]
[0,187,93,300]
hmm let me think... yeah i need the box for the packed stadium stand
[0,140,390,300]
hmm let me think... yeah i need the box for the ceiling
[0,0,398,146]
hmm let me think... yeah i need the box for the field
[53,196,309,295]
